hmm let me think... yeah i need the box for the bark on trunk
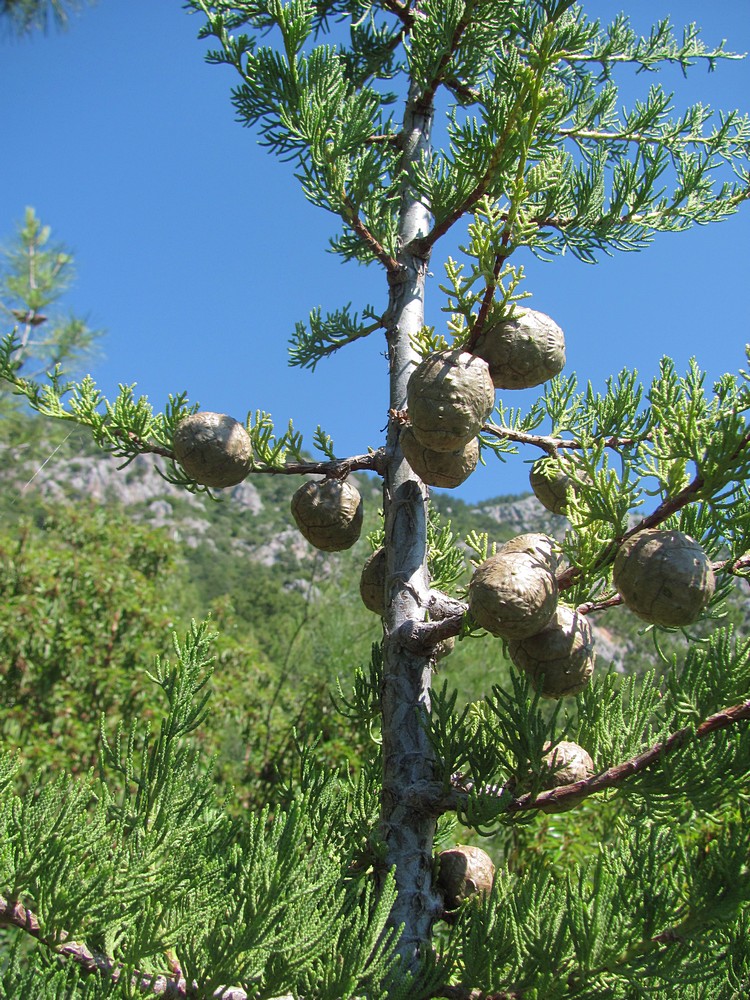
[379,84,443,970]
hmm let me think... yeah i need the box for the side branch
[0,895,252,999]
[449,698,750,816]
[250,449,387,479]
[396,592,468,653]
[480,424,650,456]
[528,182,750,238]
[465,246,508,353]
[380,0,414,29]
[121,432,387,480]
[343,199,402,273]
[415,89,530,253]
[416,0,475,112]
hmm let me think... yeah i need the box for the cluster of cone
[169,307,568,549]
[469,532,594,699]
[170,410,366,552]
[171,311,715,917]
[465,528,715,696]
[405,308,565,489]
[435,519,716,913]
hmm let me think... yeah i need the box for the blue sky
[1,1,748,504]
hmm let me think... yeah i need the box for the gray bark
[379,84,444,969]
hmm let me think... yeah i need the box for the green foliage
[0,502,177,780]
[290,303,383,370]
[0,335,203,484]
[0,621,407,999]
[246,408,305,468]
[440,250,530,345]
[191,0,750,305]
[441,813,750,997]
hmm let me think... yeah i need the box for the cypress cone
[400,425,479,488]
[472,307,565,390]
[407,349,494,452]
[612,528,715,627]
[360,547,387,616]
[498,532,559,575]
[529,454,589,516]
[173,411,253,488]
[508,605,595,699]
[291,479,364,552]
[541,740,594,787]
[468,549,558,640]
[436,845,495,910]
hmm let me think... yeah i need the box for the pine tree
[0,208,100,426]
[2,2,750,997]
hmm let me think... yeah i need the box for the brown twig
[10,309,48,327]
[251,449,387,479]
[575,593,623,615]
[726,553,750,577]
[343,199,403,273]
[117,432,387,480]
[380,0,415,29]
[443,77,481,104]
[416,80,532,254]
[465,245,509,353]
[480,424,650,457]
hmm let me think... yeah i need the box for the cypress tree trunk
[380,84,442,967]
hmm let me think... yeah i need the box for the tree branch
[119,432,387,480]
[414,77,534,255]
[0,895,253,999]
[529,183,750,237]
[480,423,650,457]
[249,449,387,479]
[395,592,467,653]
[556,125,729,149]
[448,697,750,816]
[343,198,403,273]
[0,895,300,998]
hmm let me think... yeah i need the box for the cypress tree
[2,2,750,996]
